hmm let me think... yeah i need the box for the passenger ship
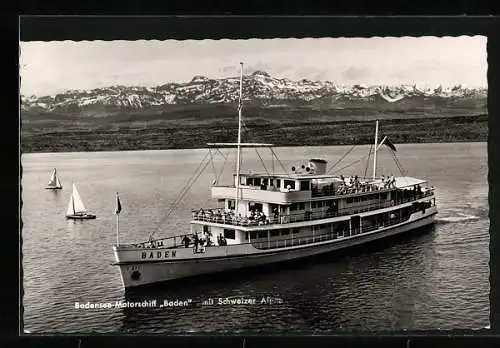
[112,63,438,289]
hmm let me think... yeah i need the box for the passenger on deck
[260,212,267,222]
[194,233,199,252]
[199,233,206,252]
[182,235,191,248]
[389,175,396,188]
[383,175,391,188]
[218,234,227,246]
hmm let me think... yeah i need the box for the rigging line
[175,154,213,207]
[150,156,212,240]
[255,148,271,177]
[387,148,403,176]
[395,152,407,175]
[161,156,205,217]
[167,151,210,210]
[242,120,270,176]
[390,150,399,171]
[271,147,275,174]
[152,155,208,236]
[326,144,357,174]
[208,148,218,182]
[150,151,210,238]
[364,144,373,179]
[215,148,228,161]
[390,150,406,177]
[332,153,372,175]
[385,147,401,173]
[242,121,272,177]
[215,148,230,183]
[242,118,285,176]
[270,148,290,175]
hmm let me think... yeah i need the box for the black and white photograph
[20,36,489,334]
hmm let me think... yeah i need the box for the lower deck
[128,198,435,253]
[113,205,438,273]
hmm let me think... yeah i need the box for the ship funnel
[308,159,327,175]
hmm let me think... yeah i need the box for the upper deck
[212,170,429,205]
[196,158,434,231]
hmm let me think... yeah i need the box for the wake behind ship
[111,63,438,289]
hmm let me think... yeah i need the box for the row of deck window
[244,177,299,190]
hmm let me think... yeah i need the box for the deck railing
[192,191,434,228]
[129,212,414,251]
[128,200,431,251]
[123,192,433,250]
[249,212,413,250]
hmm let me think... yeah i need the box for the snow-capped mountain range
[20,70,487,112]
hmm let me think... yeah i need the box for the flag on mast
[384,137,397,152]
[115,192,122,215]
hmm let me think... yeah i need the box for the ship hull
[115,208,437,289]
[45,186,63,190]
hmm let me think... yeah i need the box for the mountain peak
[251,70,271,77]
[191,75,209,83]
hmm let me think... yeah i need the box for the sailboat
[66,183,96,220]
[45,168,63,190]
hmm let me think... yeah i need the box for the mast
[235,62,243,216]
[372,120,379,180]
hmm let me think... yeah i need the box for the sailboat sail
[47,169,62,188]
[72,184,87,213]
[48,169,57,186]
[66,194,75,216]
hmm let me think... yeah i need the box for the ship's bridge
[211,158,347,204]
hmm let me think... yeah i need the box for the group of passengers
[335,175,379,195]
[193,208,235,224]
[380,175,396,188]
[192,207,270,226]
[248,209,267,224]
[181,230,230,253]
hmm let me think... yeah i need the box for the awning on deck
[394,176,428,189]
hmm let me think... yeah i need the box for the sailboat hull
[66,214,96,220]
[45,186,63,190]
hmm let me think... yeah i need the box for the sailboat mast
[372,120,379,180]
[235,62,244,217]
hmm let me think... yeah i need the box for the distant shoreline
[21,114,488,154]
[20,140,488,156]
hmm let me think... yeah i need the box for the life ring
[131,270,141,280]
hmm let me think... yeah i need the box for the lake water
[21,142,489,333]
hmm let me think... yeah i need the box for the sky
[19,36,487,97]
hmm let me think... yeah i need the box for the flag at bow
[384,137,397,152]
[115,192,122,215]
